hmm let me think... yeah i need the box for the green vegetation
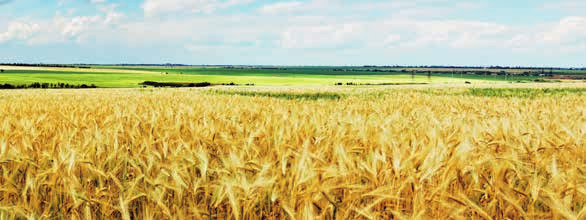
[0,65,557,88]
[0,70,149,87]
[553,69,586,75]
[467,87,586,98]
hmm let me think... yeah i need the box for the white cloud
[383,34,401,46]
[421,21,508,49]
[280,23,362,49]
[505,16,586,53]
[277,18,511,50]
[64,16,100,37]
[0,3,124,45]
[0,21,41,43]
[258,1,304,14]
[4,0,509,50]
[540,16,586,44]
[2,0,586,65]
[141,0,253,17]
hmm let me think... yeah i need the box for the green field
[0,65,547,88]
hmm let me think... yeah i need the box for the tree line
[139,81,255,88]
[332,68,556,76]
[362,65,586,70]
[0,82,97,89]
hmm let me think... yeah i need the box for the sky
[0,0,585,67]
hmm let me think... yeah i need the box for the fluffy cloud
[0,21,41,43]
[2,1,578,53]
[2,0,586,66]
[0,3,124,45]
[275,17,511,51]
[506,16,586,53]
[541,16,586,44]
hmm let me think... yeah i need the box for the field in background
[0,85,584,219]
[0,65,553,88]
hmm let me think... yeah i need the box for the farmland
[0,84,584,219]
[4,0,586,218]
[0,65,562,88]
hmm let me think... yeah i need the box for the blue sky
[0,0,585,67]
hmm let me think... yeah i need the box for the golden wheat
[0,86,584,219]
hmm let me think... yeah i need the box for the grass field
[0,84,584,219]
[0,65,544,88]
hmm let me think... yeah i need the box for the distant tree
[0,69,4,73]
[0,83,15,89]
[30,82,41,88]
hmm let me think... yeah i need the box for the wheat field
[0,86,584,219]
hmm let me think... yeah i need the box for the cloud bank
[0,0,584,66]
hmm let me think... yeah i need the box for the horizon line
[1,63,585,69]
